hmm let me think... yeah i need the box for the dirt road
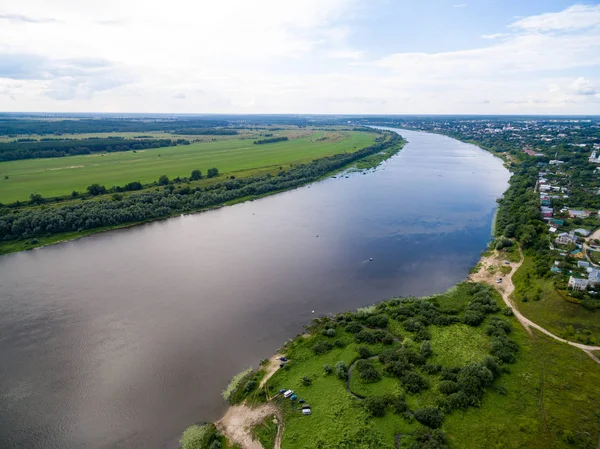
[469,248,600,362]
[217,354,285,449]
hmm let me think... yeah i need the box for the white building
[568,276,589,291]
[556,232,577,245]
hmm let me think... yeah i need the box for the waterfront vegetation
[0,128,403,254]
[0,129,375,203]
[217,282,600,449]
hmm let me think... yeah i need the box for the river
[0,129,509,448]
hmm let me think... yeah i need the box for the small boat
[369,258,373,261]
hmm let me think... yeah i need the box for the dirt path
[469,247,600,361]
[259,354,283,389]
[217,354,285,449]
[217,404,281,449]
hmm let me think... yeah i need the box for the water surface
[0,129,509,448]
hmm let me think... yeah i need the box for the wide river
[0,129,509,449]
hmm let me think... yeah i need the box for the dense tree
[207,168,219,178]
[190,170,202,181]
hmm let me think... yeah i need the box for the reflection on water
[0,129,509,448]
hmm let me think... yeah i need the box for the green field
[0,130,375,203]
[249,284,600,449]
[512,256,600,344]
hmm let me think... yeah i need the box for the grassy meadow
[242,283,600,449]
[0,129,375,203]
[512,256,600,344]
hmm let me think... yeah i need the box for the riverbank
[0,134,406,256]
[192,132,600,449]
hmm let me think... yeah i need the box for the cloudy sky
[0,0,599,114]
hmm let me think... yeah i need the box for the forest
[0,137,190,161]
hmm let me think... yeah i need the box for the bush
[243,380,257,394]
[392,396,407,414]
[438,380,459,395]
[414,407,444,429]
[364,396,387,417]
[335,361,348,380]
[463,310,485,326]
[222,367,252,402]
[323,364,332,375]
[325,328,336,337]
[401,371,428,393]
[366,314,389,329]
[358,346,373,359]
[345,322,362,333]
[180,423,220,449]
[333,339,345,348]
[420,340,432,358]
[158,175,170,185]
[356,360,381,383]
[408,428,448,449]
[312,340,333,355]
[302,376,312,386]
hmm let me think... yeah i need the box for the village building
[568,276,589,290]
[589,269,600,286]
[555,232,577,245]
[569,210,590,219]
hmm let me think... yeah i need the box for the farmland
[0,129,375,203]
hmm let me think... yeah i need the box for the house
[569,210,590,218]
[574,228,590,237]
[570,249,584,259]
[551,218,565,226]
[589,151,600,163]
[568,276,589,290]
[541,206,553,218]
[551,266,562,273]
[550,160,565,165]
[549,226,557,233]
[541,199,551,207]
[556,232,577,245]
[589,269,600,286]
[578,261,591,268]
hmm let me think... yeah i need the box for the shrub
[323,364,333,375]
[420,340,432,358]
[463,310,485,326]
[312,340,333,355]
[438,380,459,395]
[358,346,373,359]
[325,328,336,337]
[333,339,345,348]
[408,428,448,449]
[302,376,312,386]
[222,367,252,402]
[345,322,362,333]
[243,380,257,394]
[401,371,428,393]
[356,360,381,383]
[423,363,442,374]
[364,396,387,417]
[335,361,348,380]
[414,407,444,429]
[392,396,407,414]
[366,314,389,329]
[180,423,220,449]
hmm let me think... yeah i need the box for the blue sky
[0,0,599,113]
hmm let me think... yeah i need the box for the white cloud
[481,33,506,39]
[510,4,600,32]
[0,1,598,114]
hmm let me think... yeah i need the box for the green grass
[512,256,600,343]
[443,327,600,449]
[0,129,375,203]
[429,324,490,367]
[349,360,401,398]
[251,416,278,449]
[259,284,600,449]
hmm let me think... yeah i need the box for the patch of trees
[355,359,381,383]
[179,129,238,135]
[253,137,289,145]
[0,138,190,161]
[0,118,229,136]
[180,423,224,449]
[0,133,402,244]
[463,284,501,326]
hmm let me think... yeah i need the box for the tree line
[0,132,401,242]
[253,137,289,145]
[0,138,190,161]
